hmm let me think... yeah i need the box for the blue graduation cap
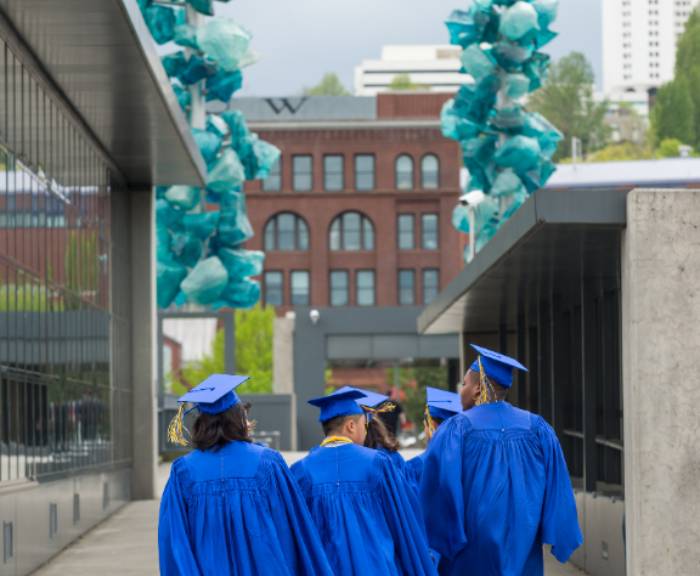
[469,344,527,388]
[178,373,250,415]
[426,387,462,420]
[308,388,368,423]
[335,386,389,409]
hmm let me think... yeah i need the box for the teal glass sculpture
[197,19,253,72]
[443,0,562,260]
[139,0,280,310]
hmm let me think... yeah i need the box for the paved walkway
[34,463,586,575]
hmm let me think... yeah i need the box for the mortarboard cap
[426,387,463,420]
[469,344,527,388]
[336,386,389,409]
[178,373,249,415]
[309,388,368,423]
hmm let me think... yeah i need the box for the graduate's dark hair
[364,413,400,452]
[322,414,364,436]
[192,402,251,451]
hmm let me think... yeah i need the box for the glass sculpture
[443,0,562,258]
[139,0,279,309]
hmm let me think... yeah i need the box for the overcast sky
[218,0,602,96]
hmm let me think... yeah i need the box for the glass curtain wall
[0,35,130,483]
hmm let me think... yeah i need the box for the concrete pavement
[33,462,586,575]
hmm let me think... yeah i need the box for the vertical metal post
[224,311,235,373]
[467,206,476,262]
[186,6,205,130]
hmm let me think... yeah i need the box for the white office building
[354,45,469,96]
[603,0,699,102]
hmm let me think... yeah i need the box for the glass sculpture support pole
[186,5,205,130]
[468,206,476,263]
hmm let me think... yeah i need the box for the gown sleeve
[377,453,439,576]
[419,415,469,561]
[264,451,335,576]
[536,417,584,563]
[158,459,202,576]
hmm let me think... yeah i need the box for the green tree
[389,363,448,430]
[655,138,693,158]
[388,73,424,91]
[303,73,350,96]
[529,52,610,161]
[588,142,653,163]
[175,305,275,395]
[651,79,696,147]
[675,8,700,147]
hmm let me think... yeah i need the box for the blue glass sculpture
[443,0,562,259]
[139,0,280,310]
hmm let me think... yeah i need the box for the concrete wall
[622,189,700,575]
[0,468,131,576]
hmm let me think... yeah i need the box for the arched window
[421,154,440,189]
[264,212,309,251]
[329,212,374,251]
[395,154,414,190]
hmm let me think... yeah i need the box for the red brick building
[228,93,466,313]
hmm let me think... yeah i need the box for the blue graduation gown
[420,403,583,576]
[158,441,333,575]
[291,443,438,576]
[406,451,425,494]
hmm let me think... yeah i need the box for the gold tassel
[424,404,436,441]
[167,404,191,447]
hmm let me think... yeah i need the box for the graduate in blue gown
[158,374,333,576]
[406,387,463,494]
[338,386,408,473]
[291,388,438,576]
[421,345,583,576]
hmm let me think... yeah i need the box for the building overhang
[0,0,206,188]
[418,188,629,336]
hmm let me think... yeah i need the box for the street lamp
[459,190,485,263]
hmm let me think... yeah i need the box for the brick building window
[423,269,439,304]
[395,154,414,190]
[264,271,283,306]
[354,154,375,191]
[324,155,344,191]
[262,157,281,191]
[264,212,309,251]
[397,214,415,250]
[356,270,375,306]
[293,155,313,191]
[398,269,415,305]
[329,212,374,251]
[421,154,440,189]
[330,270,349,306]
[291,271,310,306]
[421,214,439,250]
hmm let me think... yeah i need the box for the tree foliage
[172,305,275,396]
[388,73,424,91]
[651,79,695,146]
[588,142,653,163]
[303,73,350,96]
[651,8,700,148]
[529,52,610,161]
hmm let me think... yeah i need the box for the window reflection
[0,39,120,483]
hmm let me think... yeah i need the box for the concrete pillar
[129,189,158,500]
[622,189,700,575]
[273,313,295,394]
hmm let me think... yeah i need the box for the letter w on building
[265,97,308,115]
